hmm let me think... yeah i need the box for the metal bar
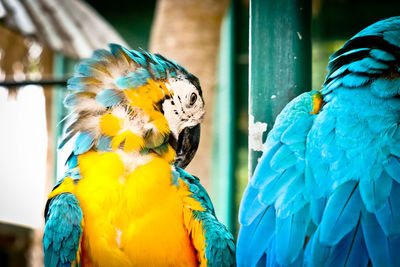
[212,1,236,232]
[0,79,68,87]
[53,53,67,183]
[249,0,311,176]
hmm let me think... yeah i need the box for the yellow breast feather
[47,151,197,267]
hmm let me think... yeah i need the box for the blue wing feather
[369,48,396,61]
[336,223,369,267]
[347,58,386,73]
[274,174,304,216]
[309,197,326,225]
[237,206,275,267]
[269,146,299,172]
[304,228,332,267]
[359,170,392,212]
[238,185,267,225]
[384,157,400,184]
[319,181,362,245]
[250,141,281,188]
[275,205,309,264]
[238,91,318,266]
[340,73,371,88]
[305,222,369,267]
[259,166,300,206]
[375,180,400,236]
[43,193,83,267]
[388,236,400,266]
[361,211,391,267]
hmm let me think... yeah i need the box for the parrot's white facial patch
[162,78,205,139]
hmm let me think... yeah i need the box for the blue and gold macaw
[43,44,235,266]
[237,17,400,267]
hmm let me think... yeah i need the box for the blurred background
[0,0,399,266]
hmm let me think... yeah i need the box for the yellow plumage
[99,114,122,136]
[51,152,200,266]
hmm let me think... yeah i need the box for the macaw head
[162,74,204,168]
[62,44,205,169]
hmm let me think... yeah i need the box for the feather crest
[62,43,195,161]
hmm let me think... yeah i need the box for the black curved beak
[169,124,200,169]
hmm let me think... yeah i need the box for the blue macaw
[237,17,400,267]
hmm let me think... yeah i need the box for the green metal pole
[53,53,66,183]
[249,0,311,176]
[212,2,236,232]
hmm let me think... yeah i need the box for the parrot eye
[189,93,197,105]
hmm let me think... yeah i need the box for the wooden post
[249,0,311,176]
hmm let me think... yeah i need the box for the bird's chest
[74,152,197,267]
